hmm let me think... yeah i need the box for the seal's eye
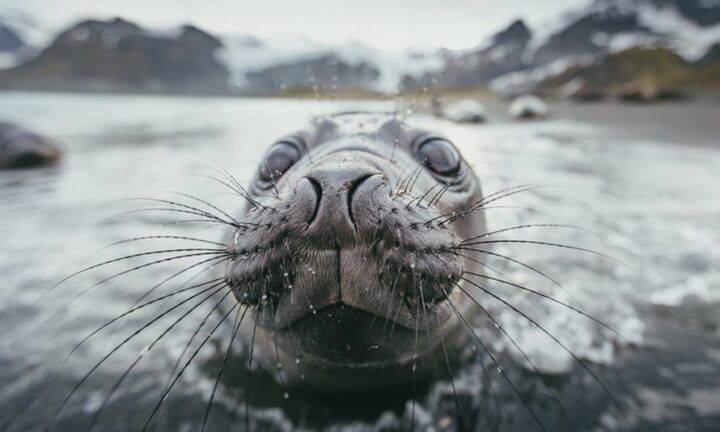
[417,138,461,177]
[258,142,301,186]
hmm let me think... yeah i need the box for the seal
[0,122,61,169]
[224,112,488,394]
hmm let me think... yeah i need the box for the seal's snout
[220,113,487,388]
[303,166,382,234]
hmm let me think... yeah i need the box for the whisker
[245,306,261,431]
[41,249,229,298]
[454,247,564,290]
[464,271,629,342]
[201,301,249,432]
[141,302,241,432]
[453,248,584,308]
[132,255,231,306]
[60,278,224,377]
[460,223,594,244]
[45,281,226,430]
[170,191,244,227]
[443,288,547,432]
[189,172,260,208]
[457,239,627,268]
[63,251,230,307]
[97,236,226,252]
[88,282,229,431]
[432,302,465,430]
[452,281,575,430]
[460,276,624,411]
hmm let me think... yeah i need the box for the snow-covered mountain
[0,12,50,68]
[491,0,720,92]
[218,35,443,94]
[214,0,720,95]
[1,0,719,95]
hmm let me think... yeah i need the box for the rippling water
[0,92,718,431]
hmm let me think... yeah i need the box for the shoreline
[1,89,717,149]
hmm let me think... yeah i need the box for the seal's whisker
[443,287,547,432]
[438,286,504,425]
[170,191,244,227]
[209,163,269,208]
[410,300,420,432]
[245,306,261,431]
[132,255,231,306]
[117,197,240,226]
[459,276,624,411]
[395,165,421,196]
[88,283,230,431]
[42,248,229,298]
[103,207,222,226]
[189,172,262,209]
[430,184,545,224]
[60,278,224,378]
[141,302,241,432]
[452,281,576,430]
[201,301,249,432]
[7,278,225,432]
[98,235,227,252]
[463,271,628,343]
[161,286,249,400]
[458,239,626,267]
[159,219,231,229]
[454,246,586,308]
[46,281,227,430]
[379,272,403,341]
[62,252,230,313]
[412,182,441,208]
[428,166,474,207]
[430,289,466,430]
[444,249,519,280]
[460,223,595,244]
[454,247,565,291]
[448,205,549,221]
[272,331,289,403]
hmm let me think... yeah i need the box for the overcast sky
[3,0,589,49]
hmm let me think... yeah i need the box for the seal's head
[225,112,486,393]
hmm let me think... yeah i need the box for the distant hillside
[1,0,719,96]
[538,47,720,96]
[0,18,230,94]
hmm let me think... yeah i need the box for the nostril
[306,177,322,225]
[346,173,376,229]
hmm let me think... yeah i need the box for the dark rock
[697,43,720,66]
[441,99,488,123]
[0,122,61,169]
[509,95,548,119]
[571,85,607,102]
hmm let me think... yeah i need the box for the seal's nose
[304,166,380,237]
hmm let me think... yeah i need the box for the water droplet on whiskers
[283,392,290,400]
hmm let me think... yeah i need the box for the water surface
[0,92,718,431]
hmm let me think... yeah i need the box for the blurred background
[1,0,719,431]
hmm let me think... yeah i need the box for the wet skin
[223,112,487,393]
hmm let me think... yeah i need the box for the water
[0,92,718,431]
